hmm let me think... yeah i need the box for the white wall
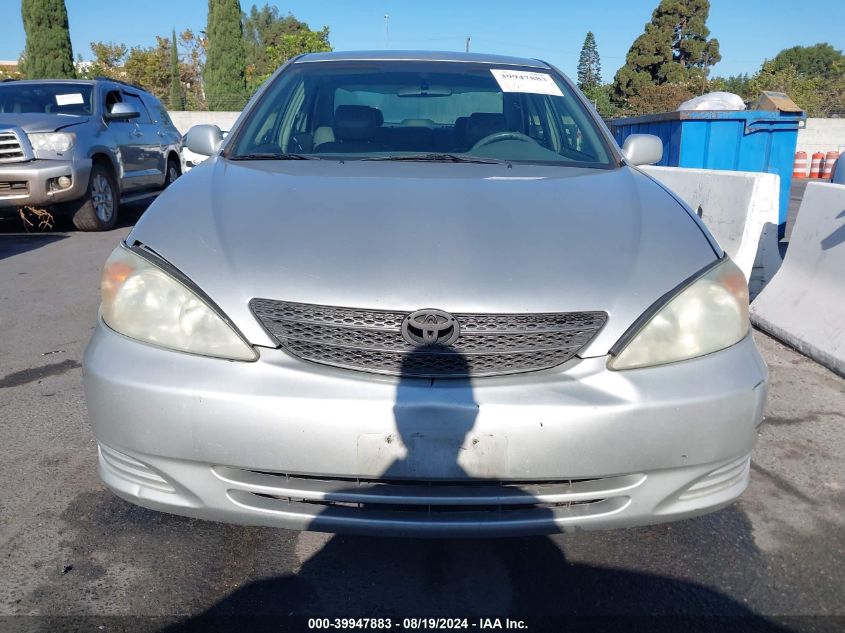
[167,111,242,135]
[796,118,845,157]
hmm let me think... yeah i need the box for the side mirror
[186,124,224,157]
[105,102,140,120]
[621,134,663,166]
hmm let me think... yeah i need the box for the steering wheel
[470,131,537,150]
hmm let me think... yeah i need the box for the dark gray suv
[0,78,182,230]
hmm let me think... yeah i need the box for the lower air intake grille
[0,181,28,196]
[250,299,607,378]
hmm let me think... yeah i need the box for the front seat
[315,105,386,153]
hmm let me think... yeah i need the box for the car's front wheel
[71,164,118,231]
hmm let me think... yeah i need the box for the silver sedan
[83,51,767,537]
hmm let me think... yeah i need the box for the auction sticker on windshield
[55,93,84,106]
[489,69,564,96]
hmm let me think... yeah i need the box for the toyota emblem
[401,309,460,346]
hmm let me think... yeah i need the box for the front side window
[0,83,93,116]
[231,61,614,168]
[122,93,152,124]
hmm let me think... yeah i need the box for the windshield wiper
[361,153,506,164]
[230,152,320,160]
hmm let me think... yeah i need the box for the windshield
[231,61,614,167]
[0,83,94,116]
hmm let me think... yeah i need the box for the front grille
[250,299,607,377]
[0,131,25,163]
[216,467,642,520]
[0,181,28,196]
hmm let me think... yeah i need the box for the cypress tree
[169,29,185,110]
[20,0,76,79]
[204,0,247,110]
[577,32,602,91]
[613,0,720,101]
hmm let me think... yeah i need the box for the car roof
[3,78,151,94]
[295,50,551,69]
[3,79,96,85]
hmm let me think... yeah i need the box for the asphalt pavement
[0,202,843,632]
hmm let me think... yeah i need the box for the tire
[164,156,181,188]
[71,164,119,231]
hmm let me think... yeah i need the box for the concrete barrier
[167,111,241,135]
[750,181,845,377]
[641,165,781,297]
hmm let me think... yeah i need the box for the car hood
[0,113,89,133]
[129,159,719,356]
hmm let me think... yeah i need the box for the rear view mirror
[397,85,452,97]
[105,102,140,120]
[621,134,663,166]
[186,124,224,157]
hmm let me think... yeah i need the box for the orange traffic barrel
[810,152,825,178]
[822,151,839,180]
[792,151,808,178]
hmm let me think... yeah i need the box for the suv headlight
[609,258,749,370]
[100,245,257,361]
[27,132,75,153]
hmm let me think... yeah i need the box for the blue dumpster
[610,110,806,237]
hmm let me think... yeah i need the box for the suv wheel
[164,157,181,188]
[71,164,118,231]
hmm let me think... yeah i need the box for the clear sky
[2,0,843,79]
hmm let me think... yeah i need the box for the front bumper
[0,158,91,209]
[84,322,768,537]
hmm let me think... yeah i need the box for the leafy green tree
[626,82,694,115]
[20,0,76,78]
[169,29,185,110]
[613,0,720,103]
[178,29,208,110]
[577,32,602,91]
[83,41,128,79]
[205,0,247,110]
[768,43,844,79]
[745,59,845,117]
[582,84,618,118]
[708,72,751,96]
[83,32,207,110]
[243,3,331,88]
[123,38,171,98]
[260,28,331,84]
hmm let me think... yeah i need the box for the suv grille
[250,299,607,377]
[0,131,25,163]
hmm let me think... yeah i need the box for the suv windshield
[231,61,614,167]
[0,83,94,116]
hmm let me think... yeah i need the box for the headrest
[334,105,381,141]
[453,116,469,137]
[313,126,335,147]
[466,113,508,146]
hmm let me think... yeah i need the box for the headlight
[27,132,75,153]
[609,258,749,370]
[100,245,257,361]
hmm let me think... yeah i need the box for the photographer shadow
[160,348,790,633]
